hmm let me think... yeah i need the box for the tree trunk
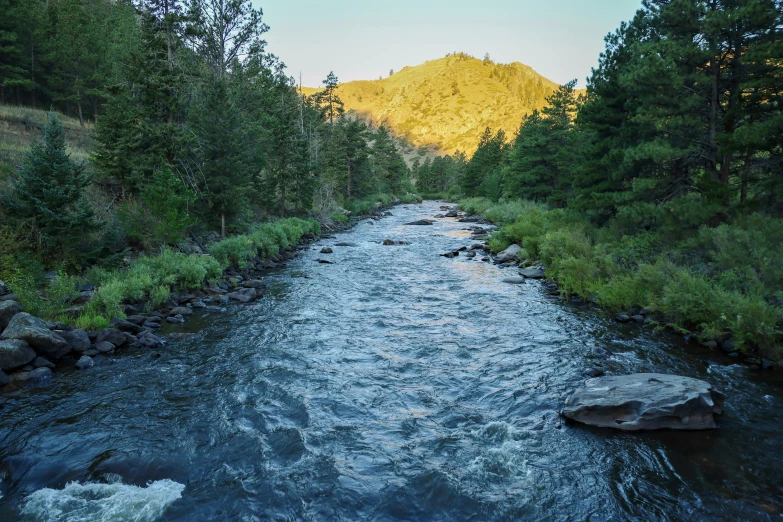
[30,39,36,109]
[77,96,84,127]
[165,0,174,124]
[347,162,351,199]
[221,213,226,238]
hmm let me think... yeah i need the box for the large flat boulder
[0,313,72,360]
[404,219,434,226]
[562,373,724,431]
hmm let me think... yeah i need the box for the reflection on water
[0,201,781,521]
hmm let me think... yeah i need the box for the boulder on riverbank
[1,313,72,360]
[0,339,37,371]
[57,328,91,352]
[519,268,545,279]
[495,244,525,263]
[562,373,724,431]
[0,300,22,332]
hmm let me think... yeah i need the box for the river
[1,201,781,521]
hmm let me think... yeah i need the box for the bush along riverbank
[457,198,783,370]
[0,201,413,390]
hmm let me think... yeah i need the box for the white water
[21,479,184,522]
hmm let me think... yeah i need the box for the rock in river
[75,355,94,370]
[563,373,724,431]
[404,219,434,226]
[502,277,526,285]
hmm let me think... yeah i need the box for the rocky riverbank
[0,204,400,390]
[451,202,780,372]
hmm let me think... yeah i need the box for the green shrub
[595,259,673,311]
[457,197,493,215]
[331,211,348,224]
[209,236,256,268]
[209,218,320,268]
[398,193,423,204]
[74,310,110,331]
[83,248,222,320]
[117,168,195,249]
[484,200,546,225]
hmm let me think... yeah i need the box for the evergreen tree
[461,127,506,196]
[0,0,30,105]
[370,126,408,195]
[317,71,344,124]
[187,74,253,236]
[92,9,183,195]
[507,80,581,206]
[260,69,312,217]
[187,0,268,75]
[6,112,100,263]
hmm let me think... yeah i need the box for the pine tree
[260,69,312,217]
[187,0,268,75]
[92,9,183,195]
[6,112,100,263]
[187,74,253,236]
[317,71,344,124]
[507,80,580,206]
[461,127,506,196]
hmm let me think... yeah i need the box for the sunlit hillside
[303,53,560,155]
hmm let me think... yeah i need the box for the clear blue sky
[254,0,642,88]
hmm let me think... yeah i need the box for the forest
[416,0,782,359]
[0,0,415,326]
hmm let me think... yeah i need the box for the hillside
[0,105,92,181]
[303,54,560,155]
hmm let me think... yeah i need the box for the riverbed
[1,201,781,521]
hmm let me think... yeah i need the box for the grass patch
[209,218,320,268]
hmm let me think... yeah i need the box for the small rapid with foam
[21,479,184,522]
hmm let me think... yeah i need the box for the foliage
[81,248,222,322]
[208,218,320,268]
[117,167,195,248]
[4,112,101,267]
[480,200,783,359]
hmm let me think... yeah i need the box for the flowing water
[1,201,782,521]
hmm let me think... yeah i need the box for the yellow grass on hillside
[0,105,92,177]
[303,54,560,155]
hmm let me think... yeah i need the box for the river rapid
[1,201,782,521]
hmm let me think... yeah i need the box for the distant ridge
[302,53,560,154]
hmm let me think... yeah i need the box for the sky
[254,0,642,88]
